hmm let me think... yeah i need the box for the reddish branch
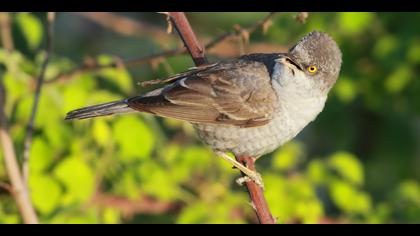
[166,12,208,66]
[166,12,275,224]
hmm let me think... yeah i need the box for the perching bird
[66,31,342,188]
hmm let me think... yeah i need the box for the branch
[165,12,208,66]
[0,13,14,52]
[166,12,275,224]
[23,13,55,186]
[45,12,278,85]
[237,156,276,223]
[0,76,39,225]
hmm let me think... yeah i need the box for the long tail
[65,100,133,120]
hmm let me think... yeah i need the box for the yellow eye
[307,66,317,73]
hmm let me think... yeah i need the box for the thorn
[165,15,173,34]
[247,201,257,211]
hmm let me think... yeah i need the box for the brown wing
[128,55,279,128]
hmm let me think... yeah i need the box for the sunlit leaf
[328,151,364,186]
[338,12,374,35]
[373,35,398,59]
[295,199,324,224]
[176,202,208,224]
[97,55,133,94]
[334,77,358,103]
[407,41,420,64]
[384,65,413,94]
[15,13,43,50]
[396,180,420,205]
[29,174,62,214]
[272,141,304,171]
[29,138,53,173]
[307,159,328,184]
[113,116,155,161]
[93,119,111,146]
[102,208,120,224]
[54,157,95,204]
[330,180,371,214]
[137,161,181,200]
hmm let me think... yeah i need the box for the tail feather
[65,100,132,120]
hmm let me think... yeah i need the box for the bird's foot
[215,151,265,190]
[236,173,265,190]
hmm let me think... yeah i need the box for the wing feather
[128,54,280,128]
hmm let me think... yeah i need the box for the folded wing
[128,54,280,128]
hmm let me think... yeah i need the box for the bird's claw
[236,172,265,190]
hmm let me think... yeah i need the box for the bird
[65,31,342,188]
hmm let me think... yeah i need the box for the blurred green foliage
[0,12,419,223]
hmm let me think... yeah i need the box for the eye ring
[307,66,317,73]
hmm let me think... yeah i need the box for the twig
[0,13,14,52]
[167,12,275,224]
[0,79,39,225]
[45,12,278,85]
[165,12,208,66]
[23,12,55,186]
[0,182,12,194]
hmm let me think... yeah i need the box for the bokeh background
[0,12,419,224]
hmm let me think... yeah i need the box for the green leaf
[137,161,181,200]
[272,141,304,171]
[328,151,364,186]
[373,35,398,59]
[29,174,62,215]
[15,13,43,50]
[93,119,111,146]
[114,171,140,199]
[97,55,133,94]
[29,138,53,173]
[176,202,209,224]
[113,116,155,161]
[334,77,358,103]
[295,199,324,224]
[407,40,420,64]
[396,180,420,205]
[54,157,95,204]
[175,146,213,181]
[338,12,374,35]
[330,180,372,214]
[384,65,413,94]
[102,207,120,224]
[307,159,328,184]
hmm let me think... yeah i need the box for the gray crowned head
[288,31,342,93]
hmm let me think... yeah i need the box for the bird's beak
[277,55,303,71]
